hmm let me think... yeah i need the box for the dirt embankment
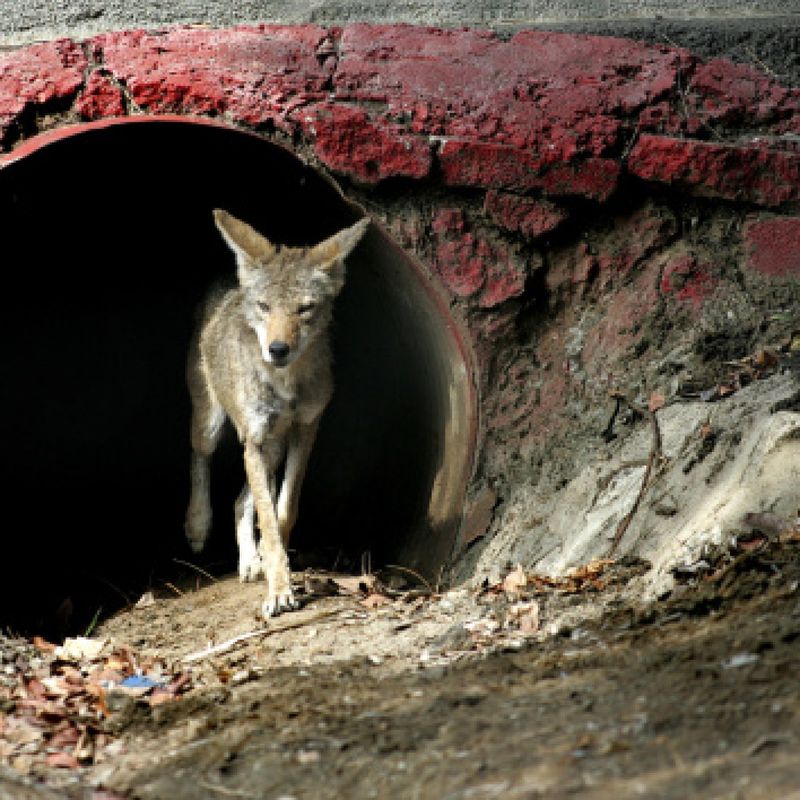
[2,533,800,799]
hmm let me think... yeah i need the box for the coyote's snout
[185,209,370,617]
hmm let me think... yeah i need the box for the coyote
[185,209,370,617]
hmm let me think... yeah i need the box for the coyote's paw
[185,522,209,555]
[238,551,265,583]
[261,589,299,618]
[185,502,212,554]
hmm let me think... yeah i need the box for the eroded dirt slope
[2,537,799,800]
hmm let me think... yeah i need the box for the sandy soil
[3,537,799,800]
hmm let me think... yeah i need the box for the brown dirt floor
[3,539,800,800]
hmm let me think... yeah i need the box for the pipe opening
[0,119,475,635]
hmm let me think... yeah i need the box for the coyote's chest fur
[199,290,332,446]
[185,209,369,619]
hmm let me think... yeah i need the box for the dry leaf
[464,617,500,638]
[332,574,376,595]
[648,391,665,412]
[361,592,392,609]
[508,601,540,634]
[49,725,80,749]
[11,753,35,774]
[568,558,614,580]
[24,678,48,699]
[148,689,177,707]
[55,637,108,662]
[45,751,80,769]
[170,673,192,692]
[134,592,156,609]
[32,636,57,653]
[502,564,528,596]
[754,349,779,369]
[736,534,768,552]
[718,383,735,398]
[3,718,45,746]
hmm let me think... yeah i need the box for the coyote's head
[213,209,369,368]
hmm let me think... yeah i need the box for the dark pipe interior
[0,121,471,635]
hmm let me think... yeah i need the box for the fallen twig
[173,558,218,584]
[384,564,437,595]
[607,393,664,557]
[84,607,103,638]
[182,609,341,664]
[198,780,257,798]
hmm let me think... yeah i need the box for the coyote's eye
[257,301,270,313]
[298,303,316,315]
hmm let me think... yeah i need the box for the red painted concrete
[1,24,799,325]
[76,71,126,119]
[92,25,333,128]
[484,191,568,240]
[744,216,800,278]
[2,25,798,205]
[0,40,86,139]
[660,253,718,309]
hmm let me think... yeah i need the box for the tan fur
[185,209,369,617]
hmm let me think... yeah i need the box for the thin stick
[744,46,781,80]
[197,780,256,798]
[384,564,436,595]
[94,576,132,605]
[607,396,663,557]
[181,609,340,664]
[172,558,218,584]
[84,607,103,638]
[162,582,184,597]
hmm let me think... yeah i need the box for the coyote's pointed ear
[310,217,370,265]
[309,217,370,289]
[213,209,276,275]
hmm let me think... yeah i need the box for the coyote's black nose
[268,341,290,362]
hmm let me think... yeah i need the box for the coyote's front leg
[234,484,264,582]
[243,439,298,617]
[277,419,321,546]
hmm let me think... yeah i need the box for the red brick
[687,58,799,130]
[335,25,684,157]
[440,140,620,202]
[299,103,432,183]
[628,134,800,207]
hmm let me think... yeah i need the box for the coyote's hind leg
[185,379,226,553]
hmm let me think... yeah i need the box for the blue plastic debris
[119,675,163,689]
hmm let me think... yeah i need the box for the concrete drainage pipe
[0,118,476,631]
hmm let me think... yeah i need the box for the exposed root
[606,392,664,557]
